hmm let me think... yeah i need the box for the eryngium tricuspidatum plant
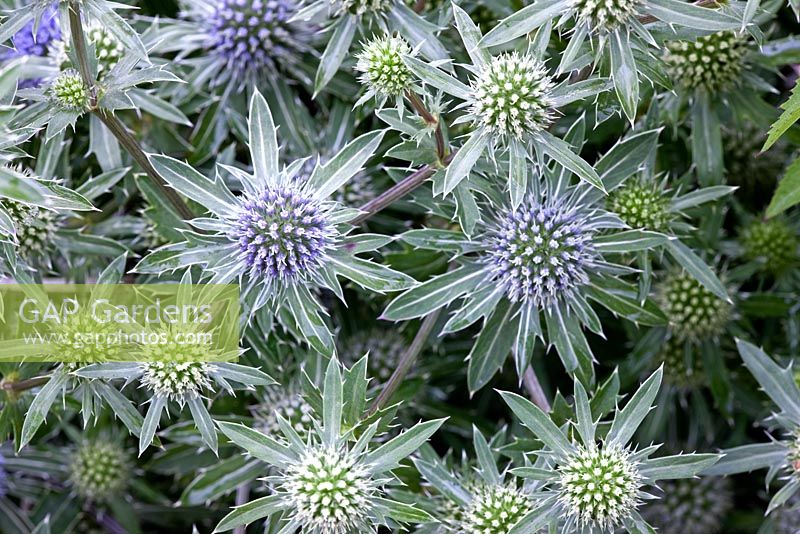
[642,476,733,534]
[136,92,414,355]
[69,440,130,501]
[657,270,732,341]
[214,357,445,532]
[384,173,668,391]
[76,342,275,455]
[498,368,720,532]
[172,0,315,93]
[663,32,748,94]
[354,34,415,107]
[404,6,604,200]
[739,218,799,274]
[704,340,800,513]
[479,0,740,121]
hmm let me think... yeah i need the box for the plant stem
[522,366,551,412]
[352,164,437,225]
[0,376,49,392]
[67,0,195,222]
[369,309,441,415]
[405,90,447,163]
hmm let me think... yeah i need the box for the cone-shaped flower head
[1,200,58,259]
[49,70,89,111]
[87,26,124,76]
[283,446,379,533]
[355,35,413,97]
[250,385,314,436]
[69,441,130,501]
[340,328,406,380]
[643,476,733,534]
[658,337,705,389]
[140,361,214,404]
[658,271,731,340]
[485,195,596,307]
[740,219,798,272]
[460,484,534,533]
[470,52,555,140]
[664,32,746,93]
[207,0,307,76]
[332,0,394,17]
[230,183,338,282]
[557,444,642,531]
[572,0,641,32]
[608,181,671,231]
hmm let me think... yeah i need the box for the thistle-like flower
[484,195,595,307]
[69,441,130,501]
[664,32,747,93]
[230,184,337,283]
[607,180,671,231]
[283,446,378,532]
[215,357,444,533]
[658,270,731,340]
[470,52,555,141]
[0,200,58,260]
[173,0,313,92]
[49,70,89,111]
[250,384,314,435]
[54,25,124,79]
[339,328,406,380]
[139,361,215,403]
[355,35,413,105]
[557,445,642,530]
[139,92,413,355]
[571,0,641,32]
[740,219,798,273]
[385,176,659,391]
[497,369,720,533]
[461,484,534,533]
[643,476,733,534]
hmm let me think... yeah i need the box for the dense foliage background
[0,0,800,532]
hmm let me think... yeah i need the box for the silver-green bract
[214,357,445,533]
[705,340,800,516]
[134,91,415,356]
[498,368,719,533]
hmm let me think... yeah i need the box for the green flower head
[664,32,747,93]
[658,271,731,340]
[49,70,90,111]
[69,441,130,501]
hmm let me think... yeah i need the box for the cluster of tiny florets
[206,0,307,76]
[331,0,394,17]
[557,445,642,531]
[658,271,731,340]
[572,0,641,32]
[608,181,671,231]
[49,70,90,111]
[664,32,747,93]
[283,447,377,533]
[50,311,124,364]
[140,361,215,403]
[250,386,314,436]
[230,185,337,283]
[87,26,124,76]
[471,52,555,140]
[740,219,798,272]
[485,198,595,307]
[340,329,406,380]
[69,441,129,501]
[1,199,58,259]
[643,476,733,534]
[355,35,413,97]
[460,484,533,533]
[658,336,705,389]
